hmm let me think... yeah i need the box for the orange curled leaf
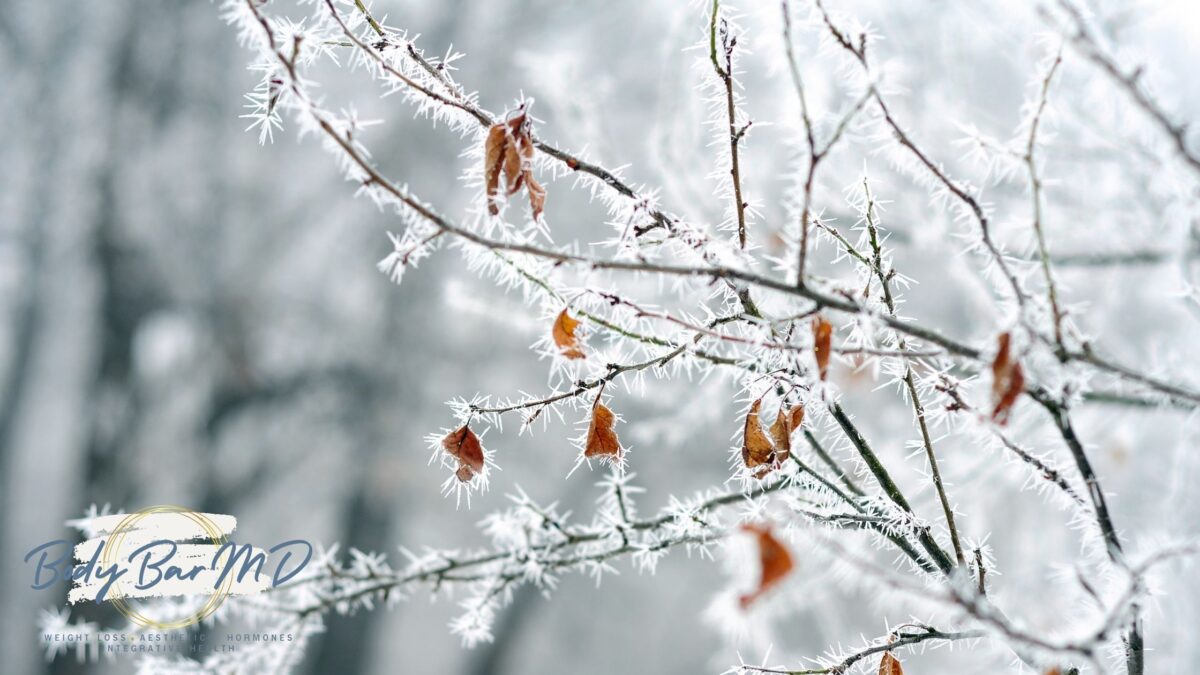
[742,398,777,476]
[584,403,622,460]
[879,651,904,675]
[503,114,526,194]
[441,423,485,482]
[1044,669,1062,675]
[812,316,833,381]
[502,141,522,195]
[991,332,1025,425]
[525,172,547,221]
[742,400,804,479]
[768,403,805,455]
[483,124,509,216]
[516,130,546,220]
[738,523,795,609]
[788,405,805,431]
[552,308,586,359]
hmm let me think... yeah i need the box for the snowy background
[1,1,1199,673]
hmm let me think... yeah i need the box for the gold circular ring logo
[101,505,235,630]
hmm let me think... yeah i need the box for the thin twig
[782,0,869,287]
[1054,0,1200,178]
[829,402,956,574]
[815,0,1028,309]
[1025,48,1067,351]
[744,625,986,674]
[710,0,750,249]
[860,179,965,565]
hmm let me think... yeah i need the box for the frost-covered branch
[708,0,751,249]
[1051,0,1200,178]
[736,624,986,675]
[1024,48,1068,350]
[781,0,870,287]
[813,0,1030,312]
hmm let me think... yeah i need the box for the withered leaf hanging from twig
[584,401,622,461]
[551,308,586,360]
[769,403,805,454]
[878,651,904,675]
[741,398,778,478]
[483,110,546,220]
[990,332,1025,425]
[742,398,804,478]
[441,423,485,482]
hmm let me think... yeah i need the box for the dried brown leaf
[741,399,777,476]
[584,403,622,459]
[742,400,804,479]
[525,172,547,221]
[768,403,805,455]
[812,316,833,381]
[552,308,586,359]
[503,138,522,195]
[991,332,1025,425]
[738,523,795,608]
[788,405,805,431]
[879,651,904,675]
[441,423,485,482]
[517,128,545,219]
[483,125,508,216]
[481,111,547,219]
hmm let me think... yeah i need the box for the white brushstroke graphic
[68,512,271,604]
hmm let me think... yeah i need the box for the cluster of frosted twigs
[40,1,1200,673]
